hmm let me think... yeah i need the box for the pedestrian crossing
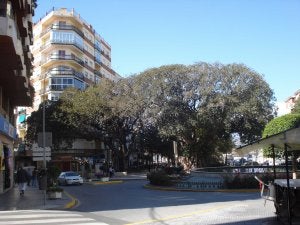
[0,210,109,225]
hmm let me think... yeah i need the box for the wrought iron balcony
[40,23,84,38]
[46,68,84,80]
[42,53,84,66]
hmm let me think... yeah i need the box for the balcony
[94,44,101,52]
[40,23,84,38]
[41,53,84,67]
[94,70,104,77]
[40,40,84,52]
[94,57,101,65]
[100,50,111,61]
[46,68,84,80]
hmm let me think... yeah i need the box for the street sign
[33,157,51,161]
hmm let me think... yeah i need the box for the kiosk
[237,127,300,225]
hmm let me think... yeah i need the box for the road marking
[92,180,123,185]
[63,223,108,225]
[0,213,82,219]
[0,218,95,224]
[64,190,79,209]
[125,204,231,225]
[0,210,104,225]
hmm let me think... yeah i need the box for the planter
[47,191,62,199]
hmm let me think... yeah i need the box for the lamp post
[42,72,47,205]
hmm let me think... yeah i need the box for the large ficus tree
[121,62,276,166]
[26,62,276,168]
[25,99,80,149]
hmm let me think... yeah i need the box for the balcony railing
[100,50,111,60]
[94,44,101,52]
[49,85,70,91]
[40,40,84,52]
[46,68,84,80]
[94,70,104,77]
[40,23,84,38]
[41,54,84,66]
[94,57,101,65]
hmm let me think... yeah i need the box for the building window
[58,50,65,57]
[50,77,84,91]
[95,51,101,63]
[51,30,84,50]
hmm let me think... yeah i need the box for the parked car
[57,171,83,185]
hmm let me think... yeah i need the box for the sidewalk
[0,185,72,211]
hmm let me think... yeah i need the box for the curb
[91,180,123,185]
[63,191,79,209]
[144,184,260,193]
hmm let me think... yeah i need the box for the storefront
[0,115,17,194]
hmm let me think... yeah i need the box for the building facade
[30,8,120,111]
[25,8,120,172]
[0,0,35,193]
[284,89,300,114]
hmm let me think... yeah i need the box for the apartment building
[26,8,120,171]
[30,8,120,111]
[284,89,300,114]
[0,0,35,193]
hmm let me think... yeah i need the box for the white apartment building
[30,8,120,111]
[284,89,300,114]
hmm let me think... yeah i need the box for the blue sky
[33,0,300,103]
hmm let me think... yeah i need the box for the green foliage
[164,166,184,175]
[47,165,61,186]
[46,186,63,193]
[127,63,275,167]
[262,114,300,156]
[262,114,300,137]
[147,171,173,186]
[26,62,275,170]
[25,100,79,149]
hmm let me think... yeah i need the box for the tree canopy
[26,62,276,168]
[262,113,300,157]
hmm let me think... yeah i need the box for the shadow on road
[67,180,266,213]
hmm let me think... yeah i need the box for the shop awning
[236,126,300,156]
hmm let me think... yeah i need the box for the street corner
[63,191,79,209]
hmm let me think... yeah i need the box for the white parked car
[57,171,83,185]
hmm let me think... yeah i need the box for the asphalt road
[63,180,278,225]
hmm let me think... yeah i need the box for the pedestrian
[16,166,29,196]
[26,167,33,186]
[31,168,38,187]
[109,166,114,178]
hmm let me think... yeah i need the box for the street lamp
[42,72,47,205]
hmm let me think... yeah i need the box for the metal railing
[40,23,84,38]
[41,54,84,66]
